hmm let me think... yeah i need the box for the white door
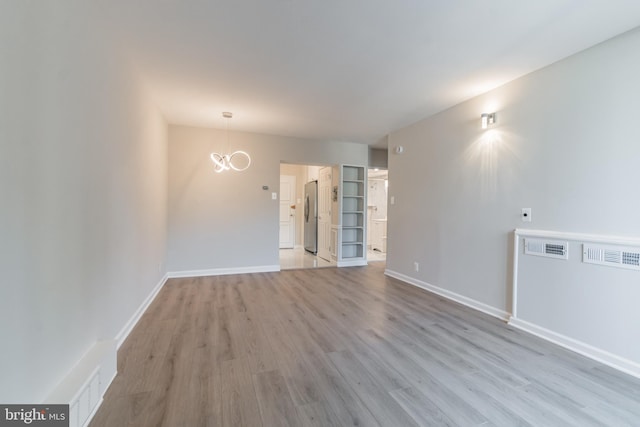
[317,167,332,261]
[279,175,296,249]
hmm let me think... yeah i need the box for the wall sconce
[481,113,496,129]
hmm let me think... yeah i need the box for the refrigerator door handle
[304,194,309,222]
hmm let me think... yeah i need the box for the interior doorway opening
[367,168,388,262]
[279,163,337,270]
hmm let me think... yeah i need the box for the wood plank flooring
[90,263,640,426]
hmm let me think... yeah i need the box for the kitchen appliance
[304,180,318,254]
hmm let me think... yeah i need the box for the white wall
[387,28,640,365]
[517,238,640,366]
[0,2,168,402]
[369,147,388,169]
[168,125,368,273]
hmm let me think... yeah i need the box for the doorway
[367,168,388,262]
[279,163,337,270]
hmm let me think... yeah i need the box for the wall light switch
[390,196,395,205]
[272,192,278,200]
[521,208,532,222]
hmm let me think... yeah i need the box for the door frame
[278,162,338,268]
[279,175,296,249]
[317,166,332,262]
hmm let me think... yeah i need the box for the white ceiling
[109,1,640,147]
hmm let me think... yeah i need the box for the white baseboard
[384,269,510,321]
[509,317,640,379]
[384,269,640,380]
[337,259,368,267]
[167,264,280,279]
[116,273,169,349]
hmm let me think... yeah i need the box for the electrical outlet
[414,261,419,272]
[521,208,532,222]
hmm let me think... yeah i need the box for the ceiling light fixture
[481,112,496,129]
[210,112,251,173]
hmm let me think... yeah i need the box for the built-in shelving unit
[338,165,367,266]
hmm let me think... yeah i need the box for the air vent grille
[622,252,640,267]
[545,244,566,256]
[524,238,569,260]
[604,250,621,264]
[583,243,640,271]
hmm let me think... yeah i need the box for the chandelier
[210,112,251,173]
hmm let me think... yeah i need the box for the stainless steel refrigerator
[304,180,318,254]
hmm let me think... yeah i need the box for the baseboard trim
[385,269,640,378]
[337,259,369,267]
[167,264,281,279]
[509,317,640,379]
[384,269,510,321]
[116,273,168,349]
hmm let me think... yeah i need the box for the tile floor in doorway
[279,247,335,269]
[367,248,386,262]
[279,247,386,269]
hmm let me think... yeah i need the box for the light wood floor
[90,263,640,426]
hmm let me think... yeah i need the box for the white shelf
[339,165,366,263]
[342,166,365,181]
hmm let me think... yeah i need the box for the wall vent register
[583,243,640,271]
[524,238,569,260]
